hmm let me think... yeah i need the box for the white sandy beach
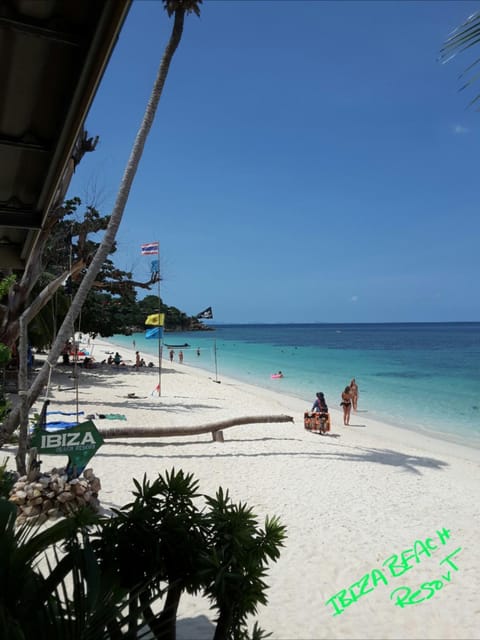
[4,337,480,639]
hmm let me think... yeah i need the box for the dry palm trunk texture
[98,414,294,441]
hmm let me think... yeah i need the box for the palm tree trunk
[0,7,188,452]
[156,582,183,640]
[213,609,234,640]
[15,315,28,475]
[97,415,294,440]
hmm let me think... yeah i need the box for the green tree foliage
[1,468,285,640]
[24,202,204,347]
[136,295,205,332]
[0,275,16,300]
[0,458,16,499]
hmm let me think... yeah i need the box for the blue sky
[67,0,480,323]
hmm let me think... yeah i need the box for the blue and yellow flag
[145,313,165,326]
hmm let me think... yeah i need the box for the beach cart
[304,411,331,434]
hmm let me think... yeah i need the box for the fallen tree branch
[98,414,294,440]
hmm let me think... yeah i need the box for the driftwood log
[98,414,294,442]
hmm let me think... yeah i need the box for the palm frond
[440,11,480,107]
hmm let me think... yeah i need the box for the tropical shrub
[1,468,286,639]
[0,458,16,499]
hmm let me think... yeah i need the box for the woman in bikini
[340,385,352,425]
[350,378,359,411]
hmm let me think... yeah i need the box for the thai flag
[141,242,159,255]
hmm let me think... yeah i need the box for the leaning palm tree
[0,0,203,464]
[440,10,480,108]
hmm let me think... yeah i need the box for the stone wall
[9,467,101,526]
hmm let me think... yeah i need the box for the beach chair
[304,411,331,434]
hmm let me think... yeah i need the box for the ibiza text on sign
[41,431,96,449]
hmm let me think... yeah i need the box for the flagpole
[213,339,220,384]
[157,240,162,397]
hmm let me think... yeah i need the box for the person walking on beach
[178,350,184,364]
[135,351,141,368]
[350,378,359,411]
[341,386,352,425]
[169,349,174,363]
[312,392,328,414]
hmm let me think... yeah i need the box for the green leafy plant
[0,458,16,499]
[202,488,286,640]
[0,343,11,367]
[1,468,286,639]
[0,275,16,300]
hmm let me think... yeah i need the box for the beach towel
[45,420,80,429]
[29,420,80,433]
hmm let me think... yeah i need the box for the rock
[90,479,101,493]
[57,492,75,503]
[8,466,102,525]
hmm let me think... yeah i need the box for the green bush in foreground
[0,468,286,639]
[0,458,16,499]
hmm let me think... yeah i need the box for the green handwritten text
[325,528,452,617]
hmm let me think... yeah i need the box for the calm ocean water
[108,323,480,449]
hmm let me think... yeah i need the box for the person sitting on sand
[113,352,121,367]
[312,391,328,414]
[83,356,94,369]
[341,386,352,425]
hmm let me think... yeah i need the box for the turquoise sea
[107,323,480,449]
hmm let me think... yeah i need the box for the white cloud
[453,124,469,134]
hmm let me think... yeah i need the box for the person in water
[312,392,328,413]
[341,386,352,425]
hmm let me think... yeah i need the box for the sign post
[30,420,104,478]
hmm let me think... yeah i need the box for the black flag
[196,306,213,319]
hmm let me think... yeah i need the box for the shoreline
[4,336,480,638]
[101,336,480,464]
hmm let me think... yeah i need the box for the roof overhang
[0,0,132,271]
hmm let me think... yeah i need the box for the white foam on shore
[4,337,480,639]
